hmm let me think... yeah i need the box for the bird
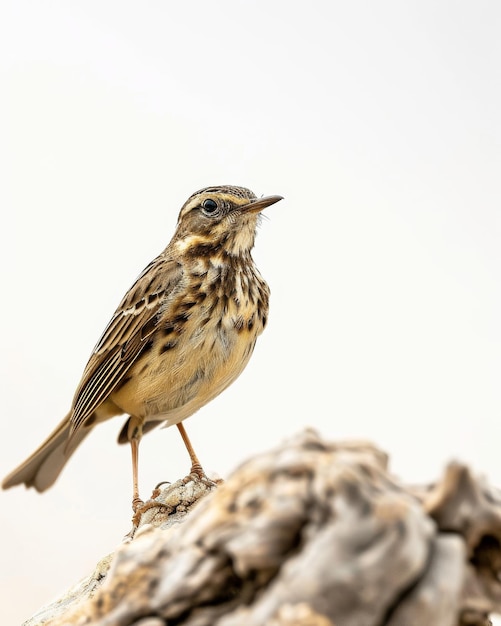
[2,185,282,511]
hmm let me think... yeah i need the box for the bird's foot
[182,464,223,487]
[150,480,171,500]
[188,462,205,479]
[131,498,163,528]
[132,495,144,513]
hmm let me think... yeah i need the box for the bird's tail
[2,413,91,492]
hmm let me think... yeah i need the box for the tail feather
[2,414,90,492]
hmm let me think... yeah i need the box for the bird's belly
[110,314,260,426]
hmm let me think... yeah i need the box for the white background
[1,2,500,624]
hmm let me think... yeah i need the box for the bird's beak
[240,194,283,214]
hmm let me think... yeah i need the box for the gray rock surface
[24,430,501,626]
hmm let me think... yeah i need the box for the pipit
[3,185,282,510]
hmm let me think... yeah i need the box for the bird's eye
[201,198,219,216]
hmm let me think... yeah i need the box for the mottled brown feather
[70,257,183,433]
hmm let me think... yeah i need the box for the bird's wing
[69,255,184,434]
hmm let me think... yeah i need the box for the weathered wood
[24,430,501,626]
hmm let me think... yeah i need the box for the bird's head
[172,186,283,258]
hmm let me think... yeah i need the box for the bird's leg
[176,422,205,477]
[130,437,143,512]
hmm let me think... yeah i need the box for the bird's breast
[111,260,269,424]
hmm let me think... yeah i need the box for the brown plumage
[2,186,282,510]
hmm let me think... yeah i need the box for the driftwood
[24,429,501,626]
